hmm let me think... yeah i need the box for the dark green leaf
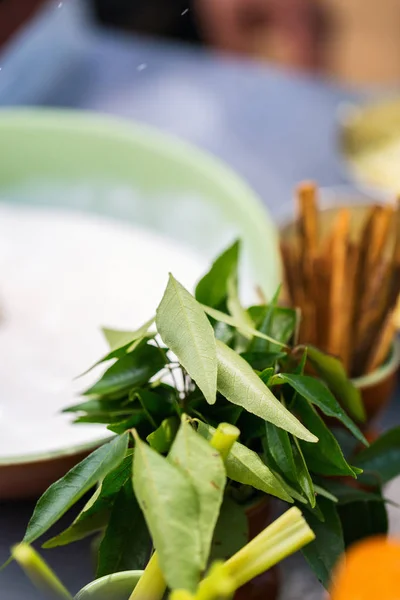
[79,319,155,377]
[168,418,225,567]
[203,306,286,348]
[216,341,317,443]
[292,437,316,507]
[355,427,400,485]
[248,303,297,352]
[133,434,202,592]
[294,395,360,478]
[259,367,275,385]
[302,498,344,588]
[338,494,388,548]
[210,497,248,561]
[64,398,133,417]
[43,491,110,549]
[195,241,240,308]
[97,480,152,576]
[83,344,165,396]
[107,412,150,435]
[272,373,367,446]
[24,434,129,544]
[241,352,285,372]
[306,345,366,422]
[264,422,297,485]
[235,411,265,443]
[196,421,293,502]
[156,275,217,406]
[313,485,338,504]
[74,415,131,425]
[320,480,393,506]
[249,288,280,353]
[147,417,180,453]
[134,388,175,429]
[43,450,134,548]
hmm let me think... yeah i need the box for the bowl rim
[0,107,281,468]
[351,337,400,389]
[74,569,143,599]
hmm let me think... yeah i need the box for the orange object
[331,537,400,600]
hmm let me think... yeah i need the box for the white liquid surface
[0,204,206,460]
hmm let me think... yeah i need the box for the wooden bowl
[0,445,95,501]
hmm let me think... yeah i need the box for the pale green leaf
[203,305,287,348]
[226,272,255,338]
[196,421,293,502]
[78,319,155,377]
[24,434,129,545]
[156,275,217,405]
[147,417,180,454]
[216,341,317,443]
[102,318,155,352]
[168,418,226,567]
[133,435,202,592]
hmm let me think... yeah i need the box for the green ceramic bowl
[75,570,143,600]
[0,108,281,498]
[0,108,281,296]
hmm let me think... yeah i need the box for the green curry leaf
[216,341,317,443]
[156,275,217,405]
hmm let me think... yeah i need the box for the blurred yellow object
[341,98,400,196]
[331,536,400,600]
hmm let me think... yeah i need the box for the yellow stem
[209,423,240,462]
[12,543,72,600]
[130,552,166,600]
[195,562,235,600]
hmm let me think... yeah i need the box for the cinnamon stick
[365,312,395,374]
[326,208,350,359]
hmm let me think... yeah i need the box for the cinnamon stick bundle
[280,184,400,378]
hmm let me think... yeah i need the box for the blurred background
[2,3,400,600]
[2,0,400,86]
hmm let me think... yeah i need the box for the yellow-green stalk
[130,552,166,600]
[12,543,72,600]
[209,423,240,461]
[169,591,195,600]
[223,507,315,589]
[194,562,235,600]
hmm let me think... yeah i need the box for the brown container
[352,338,400,424]
[0,444,97,500]
[280,198,400,426]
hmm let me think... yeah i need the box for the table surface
[0,2,398,599]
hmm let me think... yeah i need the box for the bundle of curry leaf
[13,421,315,600]
[19,241,400,590]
